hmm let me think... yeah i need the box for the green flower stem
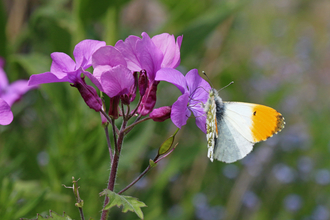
[118,145,177,195]
[123,117,151,135]
[100,109,119,134]
[101,118,127,220]
[104,126,113,162]
[118,165,151,195]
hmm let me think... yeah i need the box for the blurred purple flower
[155,68,211,133]
[29,40,106,86]
[0,58,36,125]
[28,39,106,111]
[115,32,183,115]
[0,98,13,125]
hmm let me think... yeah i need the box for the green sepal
[158,128,179,155]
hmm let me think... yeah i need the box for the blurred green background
[1,0,329,219]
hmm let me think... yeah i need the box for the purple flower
[92,46,134,98]
[115,32,182,81]
[28,39,106,111]
[0,98,13,125]
[0,58,36,125]
[155,68,211,133]
[115,32,183,115]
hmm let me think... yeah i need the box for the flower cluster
[28,32,211,132]
[0,58,36,125]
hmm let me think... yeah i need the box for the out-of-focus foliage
[0,0,329,219]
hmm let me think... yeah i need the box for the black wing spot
[253,111,257,116]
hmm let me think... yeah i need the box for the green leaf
[158,128,179,155]
[100,189,147,219]
[20,210,72,220]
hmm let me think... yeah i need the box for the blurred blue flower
[272,163,296,183]
[223,164,239,179]
[242,191,259,209]
[315,169,330,185]
[284,194,302,212]
[312,205,329,220]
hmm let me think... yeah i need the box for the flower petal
[155,68,187,94]
[83,70,103,92]
[73,39,106,69]
[152,33,182,69]
[191,105,207,133]
[0,64,8,91]
[100,65,134,97]
[0,98,13,125]
[185,69,211,103]
[92,46,127,68]
[2,80,36,106]
[28,71,69,86]
[115,35,141,72]
[170,93,191,128]
[50,52,76,75]
[136,32,163,81]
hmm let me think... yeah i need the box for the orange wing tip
[251,105,285,142]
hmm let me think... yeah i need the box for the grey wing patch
[213,117,254,163]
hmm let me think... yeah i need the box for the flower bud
[121,72,138,105]
[72,77,102,112]
[130,71,138,102]
[150,106,171,122]
[138,70,148,97]
[137,81,159,116]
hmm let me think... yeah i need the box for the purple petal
[0,98,13,125]
[93,65,111,82]
[170,93,191,128]
[92,46,127,68]
[2,80,36,106]
[173,35,183,68]
[191,105,207,133]
[83,70,103,92]
[155,68,187,94]
[0,66,8,92]
[28,71,69,86]
[185,69,211,103]
[152,33,182,68]
[136,32,163,81]
[115,36,142,72]
[100,65,134,97]
[73,39,106,69]
[50,52,76,75]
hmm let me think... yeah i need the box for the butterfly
[204,88,285,163]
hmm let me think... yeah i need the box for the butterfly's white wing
[213,110,254,163]
[213,102,284,163]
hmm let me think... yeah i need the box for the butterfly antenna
[203,71,234,91]
[219,81,234,91]
[202,71,214,88]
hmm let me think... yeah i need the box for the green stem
[101,118,127,220]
